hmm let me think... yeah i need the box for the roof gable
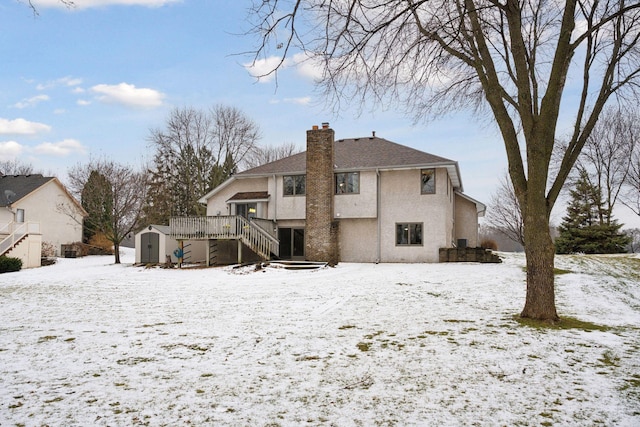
[0,174,88,217]
[0,174,55,207]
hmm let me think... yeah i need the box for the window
[335,172,359,194]
[421,169,436,194]
[16,208,25,223]
[284,175,305,196]
[396,223,423,246]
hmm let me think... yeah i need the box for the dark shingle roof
[227,191,270,201]
[237,137,455,176]
[0,174,55,207]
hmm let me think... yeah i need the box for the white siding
[12,180,84,256]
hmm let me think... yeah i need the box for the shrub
[87,233,114,255]
[0,256,22,273]
[480,238,498,250]
[41,241,56,257]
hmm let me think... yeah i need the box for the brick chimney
[305,123,339,265]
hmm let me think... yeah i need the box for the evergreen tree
[555,170,630,254]
[81,170,113,244]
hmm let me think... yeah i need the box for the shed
[135,224,207,265]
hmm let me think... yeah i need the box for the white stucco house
[170,124,485,265]
[0,175,87,268]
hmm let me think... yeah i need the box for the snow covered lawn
[1,250,639,426]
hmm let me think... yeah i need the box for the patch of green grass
[38,335,57,343]
[514,315,610,332]
[521,267,573,275]
[200,373,214,378]
[338,325,356,330]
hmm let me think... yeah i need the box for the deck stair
[0,222,39,257]
[267,261,327,270]
[170,215,279,261]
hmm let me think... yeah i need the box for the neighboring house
[170,124,485,265]
[0,175,87,267]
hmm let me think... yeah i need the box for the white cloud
[244,56,285,83]
[34,139,86,157]
[91,83,165,108]
[13,95,50,109]
[31,0,181,9]
[284,97,312,105]
[269,96,312,106]
[77,99,92,106]
[36,76,83,91]
[244,53,324,84]
[0,141,24,160]
[291,52,324,82]
[0,118,51,135]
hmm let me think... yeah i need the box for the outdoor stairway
[170,215,279,262]
[0,222,40,257]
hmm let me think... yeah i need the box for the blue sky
[1,0,638,227]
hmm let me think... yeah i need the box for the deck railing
[169,216,279,259]
[0,222,40,256]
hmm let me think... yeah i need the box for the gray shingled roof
[0,174,55,207]
[237,137,456,176]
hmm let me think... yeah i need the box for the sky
[1,0,638,227]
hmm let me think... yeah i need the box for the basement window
[284,175,306,196]
[421,169,436,194]
[335,172,359,194]
[396,223,423,246]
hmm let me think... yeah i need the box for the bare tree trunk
[520,193,558,321]
[114,242,121,264]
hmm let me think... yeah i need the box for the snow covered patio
[1,249,639,426]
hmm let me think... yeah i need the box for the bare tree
[145,105,261,223]
[621,142,640,216]
[249,1,640,321]
[67,159,147,264]
[0,159,35,175]
[210,104,262,171]
[575,107,638,225]
[244,142,301,169]
[147,107,217,220]
[484,173,524,247]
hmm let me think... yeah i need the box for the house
[0,175,87,267]
[134,224,207,265]
[170,124,485,265]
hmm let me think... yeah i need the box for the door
[278,228,305,260]
[236,203,257,220]
[140,232,159,263]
